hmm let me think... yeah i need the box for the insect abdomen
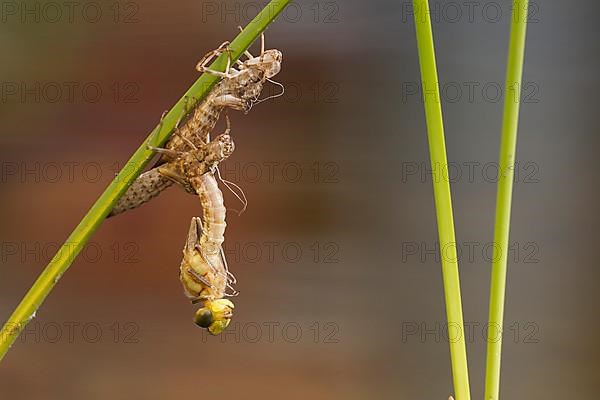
[166,90,224,154]
[109,168,173,217]
[195,174,226,253]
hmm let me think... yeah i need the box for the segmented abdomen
[179,174,228,301]
[108,168,173,217]
[166,89,225,155]
[196,173,226,252]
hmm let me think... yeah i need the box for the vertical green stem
[0,0,291,362]
[412,1,471,399]
[485,1,529,399]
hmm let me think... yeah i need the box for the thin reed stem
[485,1,529,399]
[412,1,471,399]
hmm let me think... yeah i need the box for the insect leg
[185,267,214,289]
[173,132,197,151]
[220,246,236,285]
[224,46,232,76]
[195,41,230,70]
[216,243,238,296]
[172,96,199,151]
[222,113,231,135]
[145,111,183,157]
[198,66,231,79]
[196,41,234,78]
[145,110,168,149]
[158,164,195,193]
[146,96,200,156]
[190,296,209,305]
[220,245,239,298]
[146,145,180,158]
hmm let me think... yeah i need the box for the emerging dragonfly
[180,198,235,335]
[121,118,240,334]
[109,33,283,217]
[108,32,283,335]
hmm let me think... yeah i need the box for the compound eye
[194,309,214,328]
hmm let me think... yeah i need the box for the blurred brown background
[1,1,598,399]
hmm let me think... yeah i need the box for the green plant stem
[412,1,471,399]
[0,0,290,362]
[485,1,529,399]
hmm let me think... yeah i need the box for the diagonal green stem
[412,1,471,399]
[0,0,291,362]
[485,1,529,399]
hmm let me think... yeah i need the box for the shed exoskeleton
[109,33,282,217]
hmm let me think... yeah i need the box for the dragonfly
[116,114,242,334]
[109,33,283,217]
[180,191,235,336]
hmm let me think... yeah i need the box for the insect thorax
[228,69,266,104]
